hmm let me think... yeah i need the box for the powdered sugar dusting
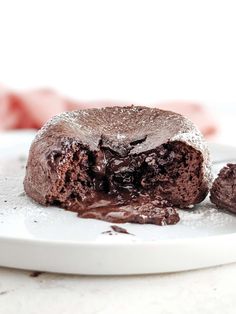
[179,200,234,229]
[117,133,126,140]
[34,111,79,142]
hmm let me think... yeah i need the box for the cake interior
[45,139,204,223]
[210,164,236,213]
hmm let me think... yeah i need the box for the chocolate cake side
[24,106,212,225]
[210,164,236,213]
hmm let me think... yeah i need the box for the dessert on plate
[24,106,212,225]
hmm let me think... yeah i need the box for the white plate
[0,131,236,275]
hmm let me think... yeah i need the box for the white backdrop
[0,0,236,107]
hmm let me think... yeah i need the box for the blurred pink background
[0,84,218,139]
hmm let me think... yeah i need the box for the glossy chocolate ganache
[24,106,212,225]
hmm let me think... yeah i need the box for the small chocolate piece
[210,163,236,213]
[110,225,131,234]
[30,271,43,278]
[101,230,113,235]
[24,106,212,225]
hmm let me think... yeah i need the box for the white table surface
[0,264,235,314]
[0,107,236,314]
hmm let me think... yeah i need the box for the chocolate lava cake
[210,164,236,213]
[24,106,212,225]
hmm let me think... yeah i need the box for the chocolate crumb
[34,220,38,223]
[4,200,7,203]
[30,271,43,278]
[110,225,133,235]
[101,230,113,235]
[102,225,134,235]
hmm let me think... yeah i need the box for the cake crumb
[102,225,134,235]
[30,271,43,278]
[111,225,134,235]
[101,230,113,235]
